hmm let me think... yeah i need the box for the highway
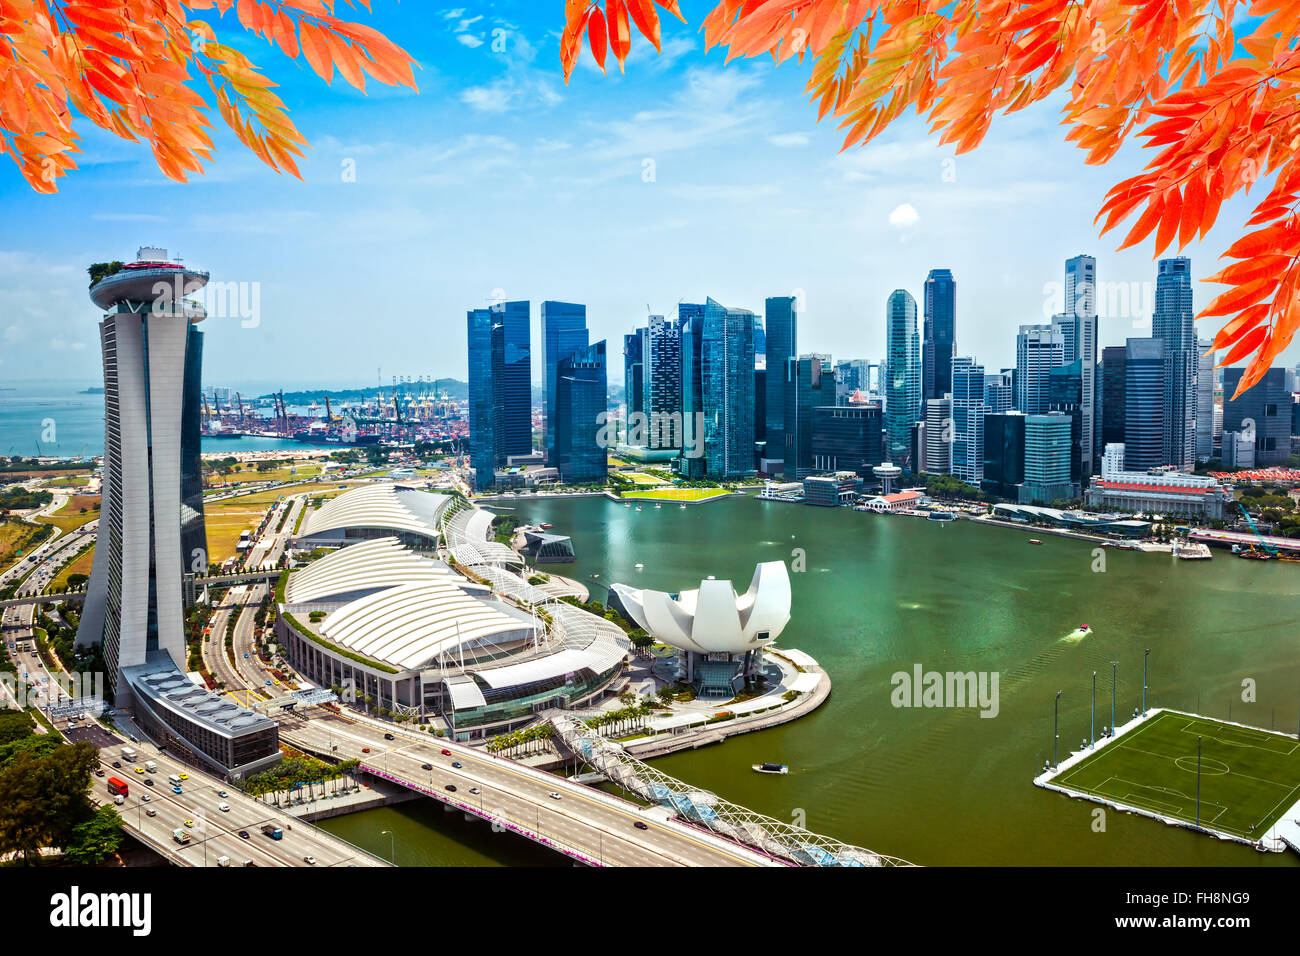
[67,721,387,867]
[278,710,779,867]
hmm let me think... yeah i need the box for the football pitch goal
[1049,710,1300,841]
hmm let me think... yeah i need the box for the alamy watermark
[891,664,1000,718]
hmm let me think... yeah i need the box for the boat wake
[1058,627,1092,643]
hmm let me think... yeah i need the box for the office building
[982,411,1026,500]
[1019,414,1078,504]
[783,354,834,480]
[680,298,756,479]
[885,289,921,465]
[1065,254,1098,472]
[984,371,1013,414]
[922,397,952,475]
[764,296,797,472]
[811,403,884,478]
[1100,345,1127,450]
[1015,324,1064,414]
[835,358,872,405]
[1152,257,1197,470]
[642,314,683,452]
[1048,359,1083,483]
[922,269,956,402]
[1223,366,1291,465]
[1196,339,1215,461]
[467,300,532,489]
[541,300,589,465]
[624,328,645,422]
[950,356,987,484]
[1123,337,1166,470]
[553,341,608,483]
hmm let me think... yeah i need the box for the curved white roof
[320,580,535,671]
[445,504,524,567]
[610,561,791,654]
[285,537,451,605]
[300,484,451,540]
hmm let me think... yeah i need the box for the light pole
[1090,671,1096,748]
[1195,735,1202,828]
[1111,660,1118,737]
[1142,648,1150,716]
[1053,690,1062,770]
[381,828,395,864]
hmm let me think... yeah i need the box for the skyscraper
[1049,359,1083,483]
[1100,345,1127,451]
[553,341,609,482]
[1152,257,1196,470]
[984,371,1013,414]
[811,403,884,477]
[1123,336,1166,470]
[80,249,209,701]
[1065,254,1098,474]
[950,356,987,484]
[885,289,920,464]
[982,412,1026,499]
[467,299,531,488]
[764,296,797,469]
[783,354,834,480]
[1015,324,1064,414]
[541,300,588,465]
[1020,414,1077,504]
[1223,366,1290,466]
[624,328,645,425]
[678,302,707,478]
[700,298,757,479]
[1196,338,1215,462]
[923,397,952,475]
[922,269,956,402]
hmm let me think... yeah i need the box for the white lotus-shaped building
[610,561,791,654]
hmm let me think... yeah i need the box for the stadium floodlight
[1091,671,1096,749]
[1195,735,1202,828]
[1143,648,1150,716]
[1053,690,1062,770]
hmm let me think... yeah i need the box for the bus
[106,777,129,798]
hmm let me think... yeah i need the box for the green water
[323,495,1300,866]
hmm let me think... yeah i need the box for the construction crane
[1236,501,1278,556]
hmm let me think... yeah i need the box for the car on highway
[420,763,432,770]
[172,785,183,794]
[634,821,649,830]
[111,761,121,769]
[361,747,370,753]
[145,808,157,818]
[218,803,230,812]
[218,790,228,798]
[141,794,151,803]
[134,767,144,774]
[451,761,461,768]
[238,830,250,839]
[469,787,480,795]
[441,749,451,756]
[304,855,317,865]
[177,772,188,780]
[445,784,457,792]
[144,779,154,788]
[183,820,194,828]
[384,733,394,740]
[94,768,105,777]
[548,791,561,800]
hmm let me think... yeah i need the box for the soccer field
[621,487,732,502]
[1052,710,1300,839]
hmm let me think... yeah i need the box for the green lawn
[1051,710,1300,840]
[622,487,732,503]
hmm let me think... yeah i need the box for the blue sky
[1,0,1296,391]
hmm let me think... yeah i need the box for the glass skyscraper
[467,299,531,488]
[1152,257,1196,470]
[554,340,608,482]
[624,328,645,424]
[950,356,987,484]
[922,269,956,403]
[764,296,797,467]
[541,300,589,465]
[885,289,920,465]
[1124,336,1166,471]
[1223,366,1290,466]
[679,297,756,479]
[1015,324,1064,415]
[783,354,834,480]
[1065,255,1098,473]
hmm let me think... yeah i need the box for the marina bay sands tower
[81,247,210,703]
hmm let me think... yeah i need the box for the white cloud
[442,8,466,19]
[767,132,809,148]
[457,34,485,48]
[888,203,920,228]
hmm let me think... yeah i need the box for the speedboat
[752,763,788,775]
[1079,624,1089,631]
[1028,539,1044,545]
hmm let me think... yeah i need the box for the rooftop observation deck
[90,261,210,316]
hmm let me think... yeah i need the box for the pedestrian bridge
[550,713,915,867]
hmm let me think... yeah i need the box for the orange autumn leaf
[0,0,420,190]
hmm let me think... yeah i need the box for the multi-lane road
[67,720,386,867]
[279,710,779,867]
